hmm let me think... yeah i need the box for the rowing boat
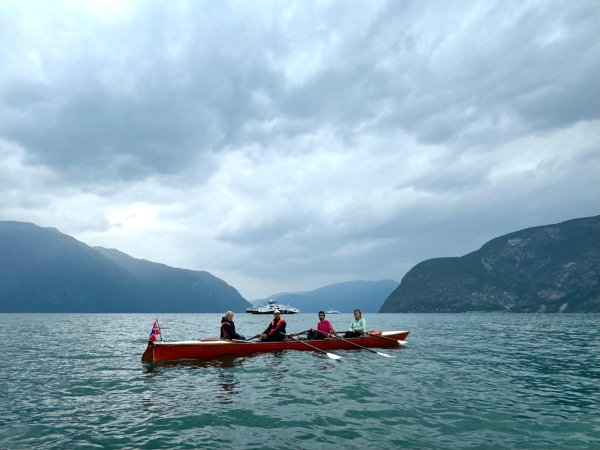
[141,330,409,362]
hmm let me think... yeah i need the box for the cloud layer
[1,0,598,298]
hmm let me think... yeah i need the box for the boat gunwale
[154,330,407,347]
[143,331,409,362]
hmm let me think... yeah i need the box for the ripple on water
[0,313,599,449]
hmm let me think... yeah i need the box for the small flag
[148,320,161,342]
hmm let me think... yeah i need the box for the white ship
[325,308,340,314]
[246,298,300,314]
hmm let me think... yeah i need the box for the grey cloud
[0,2,286,183]
[209,133,598,285]
[216,213,314,246]
[1,0,597,185]
[271,0,599,155]
[347,2,598,145]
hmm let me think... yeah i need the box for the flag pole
[156,318,163,342]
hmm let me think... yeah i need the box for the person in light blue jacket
[344,309,366,338]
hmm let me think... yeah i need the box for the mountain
[0,221,145,312]
[95,247,250,313]
[253,280,400,313]
[380,216,600,313]
[0,221,251,312]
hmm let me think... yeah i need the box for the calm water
[1,313,598,449]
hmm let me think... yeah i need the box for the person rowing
[220,311,245,340]
[257,310,286,341]
[307,310,336,340]
[344,309,366,338]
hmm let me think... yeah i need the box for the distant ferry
[246,298,300,314]
[326,309,340,314]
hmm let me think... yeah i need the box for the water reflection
[142,362,165,378]
[216,370,239,404]
[142,356,248,407]
[267,352,290,392]
[142,355,246,371]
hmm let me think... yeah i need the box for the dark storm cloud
[0,1,286,182]
[2,0,597,186]
[310,1,600,146]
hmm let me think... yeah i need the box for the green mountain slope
[95,247,250,313]
[0,221,251,312]
[380,216,600,313]
[0,222,145,312]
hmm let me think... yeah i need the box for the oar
[362,331,407,346]
[221,334,260,342]
[317,330,395,357]
[229,337,258,342]
[280,332,341,360]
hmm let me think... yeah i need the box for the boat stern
[141,342,154,362]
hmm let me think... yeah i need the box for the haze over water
[1,313,598,449]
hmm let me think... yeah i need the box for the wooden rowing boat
[141,330,409,362]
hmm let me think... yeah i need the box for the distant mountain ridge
[253,280,400,313]
[380,216,600,313]
[0,221,251,312]
[95,247,250,313]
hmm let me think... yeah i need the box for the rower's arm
[348,319,355,331]
[269,320,286,336]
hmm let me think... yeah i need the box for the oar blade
[327,353,342,360]
[377,352,395,358]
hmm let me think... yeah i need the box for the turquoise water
[1,313,598,449]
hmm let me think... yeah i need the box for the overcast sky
[0,0,598,299]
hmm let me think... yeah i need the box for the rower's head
[225,311,234,320]
[354,309,362,319]
[273,310,281,318]
[318,311,325,321]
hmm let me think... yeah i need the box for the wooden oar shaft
[314,329,378,354]
[333,335,378,353]
[361,332,402,342]
[281,332,332,355]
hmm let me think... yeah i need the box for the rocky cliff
[379,216,600,313]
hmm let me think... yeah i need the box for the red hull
[142,331,409,362]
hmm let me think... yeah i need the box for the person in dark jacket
[221,311,245,340]
[257,310,286,341]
